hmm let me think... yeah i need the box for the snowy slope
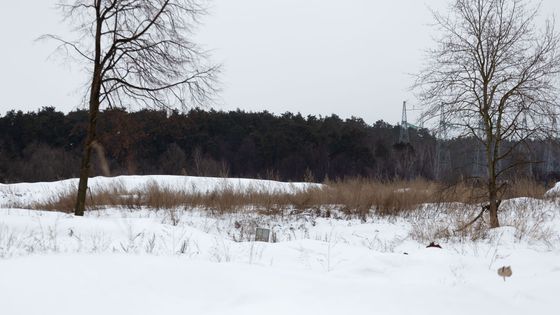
[0,176,559,315]
[0,175,320,206]
[1,250,557,315]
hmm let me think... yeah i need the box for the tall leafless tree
[416,0,560,228]
[44,0,219,216]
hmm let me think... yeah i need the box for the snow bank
[0,207,558,315]
[0,175,321,206]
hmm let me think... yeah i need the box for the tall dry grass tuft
[503,178,547,199]
[317,178,438,217]
[38,190,77,213]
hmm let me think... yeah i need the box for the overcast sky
[1,0,559,125]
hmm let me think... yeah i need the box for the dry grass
[32,178,438,216]
[405,179,553,244]
[503,178,548,199]
[28,177,558,245]
[319,178,438,217]
[407,196,558,245]
[32,177,548,217]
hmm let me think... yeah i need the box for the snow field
[0,175,559,314]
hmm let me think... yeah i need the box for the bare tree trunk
[488,178,500,228]
[485,134,500,228]
[75,10,102,217]
[74,107,97,216]
[74,82,101,216]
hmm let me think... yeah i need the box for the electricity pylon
[435,106,451,181]
[399,101,410,144]
[472,118,487,179]
[520,112,533,177]
[545,115,557,175]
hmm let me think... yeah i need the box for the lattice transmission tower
[471,117,488,179]
[545,115,558,175]
[434,105,451,181]
[399,101,410,144]
[520,112,533,177]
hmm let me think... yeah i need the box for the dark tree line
[0,107,558,184]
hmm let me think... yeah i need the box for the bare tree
[44,0,219,216]
[416,0,560,228]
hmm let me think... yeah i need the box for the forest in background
[0,106,558,184]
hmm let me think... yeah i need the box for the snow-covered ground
[0,176,559,315]
[0,175,320,206]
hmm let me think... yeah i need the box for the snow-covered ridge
[545,181,560,197]
[0,175,321,206]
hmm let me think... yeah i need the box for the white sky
[1,0,559,125]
